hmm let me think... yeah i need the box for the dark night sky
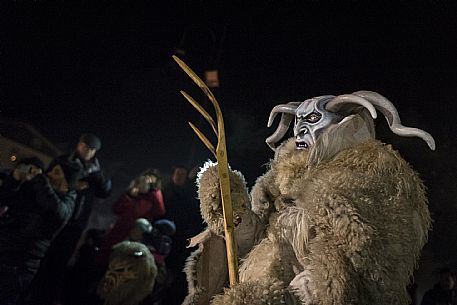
[2,1,456,182]
[1,0,457,294]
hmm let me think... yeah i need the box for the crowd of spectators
[0,133,204,305]
[1,132,453,305]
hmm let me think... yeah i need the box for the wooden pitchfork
[172,55,239,287]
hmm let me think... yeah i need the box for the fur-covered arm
[249,170,280,225]
[183,162,267,305]
[196,161,265,254]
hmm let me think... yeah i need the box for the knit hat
[152,219,176,236]
[79,133,102,151]
[47,157,83,190]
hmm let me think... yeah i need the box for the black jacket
[0,174,77,272]
[59,152,112,229]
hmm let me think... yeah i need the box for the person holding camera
[98,169,166,266]
[30,133,112,304]
[0,157,82,305]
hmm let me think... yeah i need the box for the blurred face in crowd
[136,176,151,194]
[129,176,151,197]
[47,165,69,193]
[172,167,188,187]
[76,142,97,161]
[145,174,157,185]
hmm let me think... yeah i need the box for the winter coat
[99,189,165,264]
[61,153,112,229]
[0,174,76,273]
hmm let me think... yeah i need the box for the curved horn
[352,90,435,150]
[267,103,301,127]
[325,94,378,119]
[266,102,301,151]
[266,113,294,150]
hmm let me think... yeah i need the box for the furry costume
[183,92,433,305]
[97,241,157,305]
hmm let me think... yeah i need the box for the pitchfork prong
[188,122,216,157]
[173,55,224,141]
[181,91,218,136]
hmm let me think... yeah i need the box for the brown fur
[187,114,431,305]
[276,138,430,304]
[211,278,295,305]
[197,161,251,236]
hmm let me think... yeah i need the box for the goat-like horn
[266,113,294,150]
[266,102,301,151]
[325,94,378,119]
[267,103,300,127]
[353,90,436,150]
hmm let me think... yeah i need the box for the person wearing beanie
[0,158,82,304]
[29,133,112,305]
[79,133,102,151]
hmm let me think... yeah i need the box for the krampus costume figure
[97,241,157,305]
[183,91,434,305]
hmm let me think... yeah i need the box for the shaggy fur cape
[184,115,431,305]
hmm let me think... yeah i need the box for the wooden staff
[172,55,239,287]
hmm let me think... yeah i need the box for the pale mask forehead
[295,95,333,115]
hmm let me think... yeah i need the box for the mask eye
[305,112,321,123]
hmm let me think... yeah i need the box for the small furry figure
[183,91,434,305]
[97,241,157,305]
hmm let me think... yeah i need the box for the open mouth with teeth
[296,141,309,149]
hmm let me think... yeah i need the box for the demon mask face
[266,91,435,152]
[293,96,342,149]
[97,241,157,305]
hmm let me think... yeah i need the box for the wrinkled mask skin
[293,96,342,149]
[99,257,138,295]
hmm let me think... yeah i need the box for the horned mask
[266,90,435,151]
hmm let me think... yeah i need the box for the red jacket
[98,189,165,264]
[113,189,165,224]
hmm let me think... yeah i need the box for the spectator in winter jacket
[30,133,112,305]
[98,170,165,265]
[0,157,82,305]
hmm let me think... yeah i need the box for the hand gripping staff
[172,55,239,287]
